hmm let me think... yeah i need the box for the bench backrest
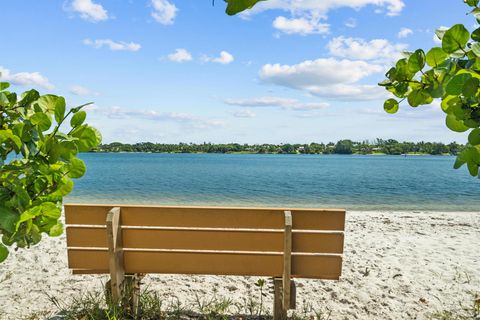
[65,204,345,279]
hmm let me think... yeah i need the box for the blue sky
[0,0,471,144]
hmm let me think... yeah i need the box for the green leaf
[463,77,479,97]
[0,82,10,91]
[0,243,8,263]
[0,206,18,234]
[472,42,480,56]
[466,0,479,7]
[0,129,22,150]
[0,92,9,105]
[407,49,426,73]
[70,111,86,127]
[35,95,60,113]
[68,158,86,178]
[446,114,469,132]
[30,112,52,132]
[225,0,265,15]
[59,140,78,160]
[454,154,466,169]
[49,222,63,237]
[407,89,433,107]
[40,202,61,219]
[425,47,448,67]
[435,28,448,42]
[52,177,74,197]
[20,89,40,106]
[72,126,101,152]
[441,96,461,113]
[384,99,399,114]
[442,24,470,54]
[54,97,66,124]
[467,162,479,176]
[468,128,480,145]
[472,27,480,41]
[446,73,472,95]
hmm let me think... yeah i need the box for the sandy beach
[1,210,479,320]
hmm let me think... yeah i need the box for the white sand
[0,211,479,319]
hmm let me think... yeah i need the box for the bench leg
[273,278,297,320]
[273,278,286,320]
[123,273,144,315]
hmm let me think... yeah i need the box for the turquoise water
[67,153,480,211]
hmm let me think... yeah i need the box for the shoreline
[85,151,455,156]
[63,199,480,213]
[1,210,479,320]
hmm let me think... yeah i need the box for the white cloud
[224,96,329,110]
[230,109,257,118]
[245,0,405,17]
[397,27,413,38]
[345,18,357,28]
[273,16,329,35]
[202,51,234,64]
[304,84,388,101]
[83,39,141,51]
[69,85,99,96]
[327,36,408,62]
[240,0,404,36]
[94,106,225,129]
[67,0,109,22]
[166,48,193,62]
[259,58,386,101]
[0,66,54,90]
[151,0,178,25]
[260,58,382,86]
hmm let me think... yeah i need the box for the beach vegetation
[0,82,100,262]
[30,282,339,320]
[379,1,480,178]
[96,139,462,156]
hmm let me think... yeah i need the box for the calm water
[66,153,480,211]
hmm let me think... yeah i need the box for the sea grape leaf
[0,244,8,263]
[0,82,10,91]
[0,207,18,234]
[407,49,426,73]
[68,158,86,178]
[426,47,448,67]
[446,114,469,132]
[224,0,265,15]
[54,97,66,124]
[408,89,433,107]
[468,128,480,145]
[384,99,399,114]
[70,111,86,127]
[446,73,472,95]
[30,112,52,132]
[442,24,470,54]
[48,222,63,237]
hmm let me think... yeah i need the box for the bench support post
[106,207,125,305]
[273,278,296,320]
[273,210,296,320]
[283,210,292,310]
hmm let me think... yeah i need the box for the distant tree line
[95,139,464,155]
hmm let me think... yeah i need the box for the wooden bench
[65,204,345,319]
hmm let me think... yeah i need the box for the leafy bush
[0,81,101,262]
[379,1,480,177]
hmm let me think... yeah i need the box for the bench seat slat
[64,205,345,231]
[66,227,344,254]
[68,249,342,279]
